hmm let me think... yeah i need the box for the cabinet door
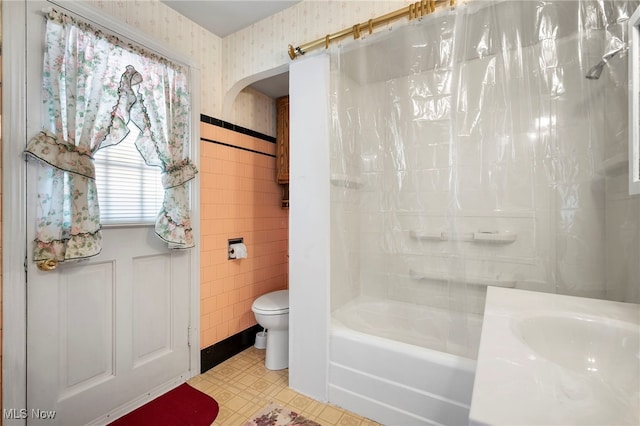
[276,95,290,184]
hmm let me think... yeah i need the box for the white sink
[513,314,639,391]
[470,288,640,426]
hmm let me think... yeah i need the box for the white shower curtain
[329,0,639,357]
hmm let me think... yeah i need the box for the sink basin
[513,314,639,390]
[470,288,640,426]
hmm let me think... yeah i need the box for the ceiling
[160,1,301,38]
[248,72,290,99]
[161,1,297,98]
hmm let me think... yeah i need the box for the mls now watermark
[4,408,57,420]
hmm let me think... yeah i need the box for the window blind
[94,123,164,225]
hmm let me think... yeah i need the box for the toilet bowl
[251,289,289,370]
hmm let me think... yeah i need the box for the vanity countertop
[469,287,640,426]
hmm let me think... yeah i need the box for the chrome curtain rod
[287,0,457,60]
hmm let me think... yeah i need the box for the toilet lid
[252,289,289,314]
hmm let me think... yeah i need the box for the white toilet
[251,289,289,370]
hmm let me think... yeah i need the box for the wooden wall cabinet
[276,96,290,208]
[276,95,289,184]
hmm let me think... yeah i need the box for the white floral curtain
[25,9,197,263]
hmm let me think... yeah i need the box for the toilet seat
[252,289,289,315]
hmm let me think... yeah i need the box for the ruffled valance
[33,229,102,262]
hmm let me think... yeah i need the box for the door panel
[28,230,191,425]
[25,2,193,424]
[133,254,173,365]
[60,262,114,394]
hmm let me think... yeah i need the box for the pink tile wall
[199,122,288,349]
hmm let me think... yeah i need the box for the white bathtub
[329,297,480,425]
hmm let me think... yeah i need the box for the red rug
[108,383,219,426]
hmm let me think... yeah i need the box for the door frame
[2,1,202,422]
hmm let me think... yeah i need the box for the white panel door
[24,2,193,425]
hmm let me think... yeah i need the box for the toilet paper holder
[228,237,245,259]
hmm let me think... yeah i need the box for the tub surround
[470,287,640,426]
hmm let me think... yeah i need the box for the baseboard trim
[89,374,187,425]
[200,324,263,373]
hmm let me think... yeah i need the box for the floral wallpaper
[221,1,408,114]
[89,0,223,119]
[232,87,278,137]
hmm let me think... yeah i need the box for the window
[26,7,197,262]
[94,122,164,224]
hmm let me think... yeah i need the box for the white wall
[289,54,331,401]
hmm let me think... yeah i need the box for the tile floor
[188,346,382,425]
